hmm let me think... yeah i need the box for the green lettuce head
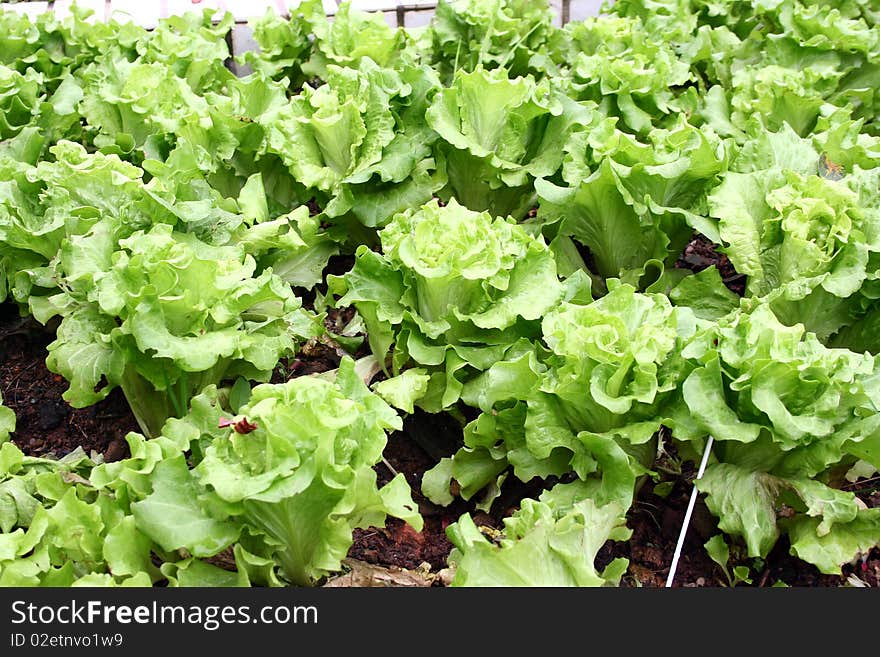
[43,223,317,438]
[558,14,695,135]
[537,116,728,288]
[670,303,880,573]
[426,66,593,220]
[332,198,564,411]
[128,357,422,586]
[262,58,444,231]
[707,125,880,340]
[426,0,562,83]
[423,283,698,515]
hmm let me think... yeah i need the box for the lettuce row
[0,0,879,586]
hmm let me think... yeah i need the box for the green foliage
[1,0,879,587]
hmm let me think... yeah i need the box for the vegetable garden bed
[0,0,879,588]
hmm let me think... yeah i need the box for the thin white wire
[665,435,715,588]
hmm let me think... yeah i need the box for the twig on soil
[8,360,40,404]
[69,418,90,442]
[380,457,399,477]
[8,360,39,388]
[843,475,880,490]
[633,503,662,532]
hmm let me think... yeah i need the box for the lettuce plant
[133,10,234,95]
[669,304,880,573]
[0,443,159,586]
[557,14,695,135]
[302,1,417,80]
[79,56,211,158]
[127,357,422,586]
[0,439,268,587]
[238,2,318,86]
[426,0,562,83]
[242,0,416,84]
[41,223,317,438]
[262,58,445,231]
[423,283,697,513]
[707,126,880,340]
[426,66,592,219]
[331,198,564,411]
[445,483,631,586]
[0,140,154,305]
[537,116,727,287]
[0,4,143,85]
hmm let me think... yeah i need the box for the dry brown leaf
[323,559,437,588]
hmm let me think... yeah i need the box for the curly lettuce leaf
[0,393,14,443]
[427,67,592,219]
[188,358,422,586]
[446,484,631,586]
[332,198,564,409]
[537,117,727,284]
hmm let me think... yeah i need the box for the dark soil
[0,304,137,462]
[675,232,747,296]
[2,229,878,587]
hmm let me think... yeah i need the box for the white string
[665,435,714,588]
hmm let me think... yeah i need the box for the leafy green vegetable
[537,116,727,287]
[239,2,319,86]
[132,358,422,586]
[557,14,695,135]
[1,0,879,589]
[43,223,318,437]
[261,58,444,231]
[426,283,697,510]
[427,66,592,219]
[706,126,880,340]
[331,198,564,410]
[303,1,416,80]
[426,0,562,83]
[0,393,14,443]
[671,304,880,571]
[0,443,161,586]
[446,487,631,586]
